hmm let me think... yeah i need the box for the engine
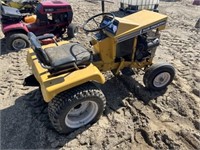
[135,34,160,62]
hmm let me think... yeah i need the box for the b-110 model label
[118,20,167,43]
[141,21,167,34]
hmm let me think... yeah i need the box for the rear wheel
[67,23,78,38]
[143,63,175,90]
[195,18,200,28]
[48,82,106,134]
[6,33,30,50]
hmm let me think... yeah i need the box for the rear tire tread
[6,33,30,50]
[48,82,106,134]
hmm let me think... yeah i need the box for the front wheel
[67,23,78,38]
[6,33,30,50]
[143,63,175,90]
[48,82,106,134]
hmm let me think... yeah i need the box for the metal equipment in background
[119,0,159,13]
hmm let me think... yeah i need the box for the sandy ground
[0,0,200,149]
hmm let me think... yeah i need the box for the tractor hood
[36,0,72,14]
[116,10,167,35]
[103,10,167,43]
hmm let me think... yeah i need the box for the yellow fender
[27,47,105,102]
[40,64,106,102]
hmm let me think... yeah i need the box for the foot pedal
[121,67,135,76]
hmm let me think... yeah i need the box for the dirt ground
[0,0,200,149]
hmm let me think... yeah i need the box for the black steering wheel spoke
[92,18,100,27]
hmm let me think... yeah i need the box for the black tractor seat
[28,32,92,73]
[44,43,92,69]
[1,6,23,23]
[1,6,22,18]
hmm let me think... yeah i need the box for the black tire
[143,63,175,90]
[67,23,78,38]
[195,18,200,28]
[48,82,106,134]
[6,33,30,50]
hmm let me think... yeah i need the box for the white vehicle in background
[120,0,160,13]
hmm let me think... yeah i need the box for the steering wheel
[83,12,115,32]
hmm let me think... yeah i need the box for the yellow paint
[9,2,24,9]
[116,58,125,75]
[115,10,167,38]
[24,15,37,23]
[131,37,138,61]
[91,10,167,72]
[27,41,105,102]
[27,10,167,102]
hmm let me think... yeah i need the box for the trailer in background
[120,0,159,13]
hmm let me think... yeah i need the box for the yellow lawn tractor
[1,0,39,13]
[25,10,175,134]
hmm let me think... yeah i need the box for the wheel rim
[74,27,78,36]
[153,72,171,88]
[65,100,98,128]
[12,39,27,50]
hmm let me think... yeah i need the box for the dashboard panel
[100,16,119,35]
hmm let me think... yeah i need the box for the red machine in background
[1,0,77,50]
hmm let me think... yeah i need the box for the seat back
[28,32,51,66]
